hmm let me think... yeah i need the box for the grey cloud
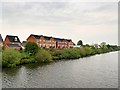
[1,2,118,45]
[2,2,117,26]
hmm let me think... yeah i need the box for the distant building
[67,39,75,48]
[21,41,27,47]
[93,44,101,49]
[27,34,74,49]
[5,44,22,50]
[4,35,22,50]
[0,34,3,47]
[21,41,27,50]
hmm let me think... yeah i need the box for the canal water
[2,51,118,88]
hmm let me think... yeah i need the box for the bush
[79,48,86,57]
[20,58,36,64]
[79,47,95,57]
[35,49,52,63]
[84,47,93,56]
[20,52,36,64]
[0,52,2,67]
[20,52,30,59]
[2,49,21,68]
[61,48,81,59]
[25,42,39,56]
[50,49,63,60]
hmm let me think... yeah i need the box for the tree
[25,42,39,55]
[85,44,90,47]
[100,42,106,47]
[94,43,99,48]
[77,40,83,46]
[35,49,52,63]
[2,49,21,67]
[106,44,110,49]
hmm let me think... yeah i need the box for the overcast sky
[0,1,118,45]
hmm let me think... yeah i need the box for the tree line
[1,40,120,68]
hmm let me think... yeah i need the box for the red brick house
[5,44,22,50]
[0,34,3,47]
[27,34,55,48]
[4,35,22,50]
[27,34,74,49]
[54,38,74,48]
[43,36,56,48]
[54,38,65,48]
[67,39,74,48]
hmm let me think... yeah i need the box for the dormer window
[14,37,18,41]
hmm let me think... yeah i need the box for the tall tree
[77,40,83,46]
[25,42,39,55]
[100,42,106,47]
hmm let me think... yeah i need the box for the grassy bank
[48,45,120,60]
[1,42,120,68]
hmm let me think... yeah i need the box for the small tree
[100,42,106,47]
[2,49,21,67]
[35,49,52,63]
[25,42,39,55]
[106,44,110,49]
[77,40,83,46]
[94,44,99,48]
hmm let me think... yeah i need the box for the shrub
[35,49,52,63]
[96,48,103,54]
[20,52,36,64]
[61,48,81,59]
[2,49,21,68]
[0,52,2,67]
[0,46,2,52]
[79,48,86,57]
[20,52,30,59]
[52,49,63,60]
[47,49,64,60]
[20,58,36,64]
[90,49,97,55]
[84,47,93,56]
[2,46,5,51]
[25,42,39,56]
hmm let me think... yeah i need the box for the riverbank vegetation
[1,42,120,68]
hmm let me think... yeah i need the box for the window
[14,37,18,41]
